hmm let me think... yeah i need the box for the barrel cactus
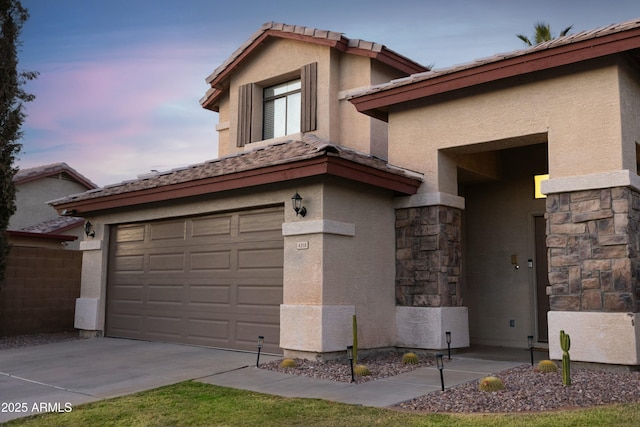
[478,376,505,392]
[537,359,558,373]
[280,358,297,368]
[354,364,371,376]
[402,352,419,365]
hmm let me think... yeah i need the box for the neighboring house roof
[14,162,99,189]
[200,21,430,111]
[19,216,84,235]
[49,135,423,215]
[349,18,640,120]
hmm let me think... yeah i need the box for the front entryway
[105,206,284,353]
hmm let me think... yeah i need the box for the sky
[16,0,640,187]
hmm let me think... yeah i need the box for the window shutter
[237,83,253,147]
[301,62,317,133]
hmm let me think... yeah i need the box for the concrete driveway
[0,337,279,423]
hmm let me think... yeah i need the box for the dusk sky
[17,0,640,186]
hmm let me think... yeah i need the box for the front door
[534,215,550,342]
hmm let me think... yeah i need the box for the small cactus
[537,359,558,373]
[354,364,371,376]
[402,352,419,365]
[560,330,571,386]
[280,358,297,368]
[478,376,505,392]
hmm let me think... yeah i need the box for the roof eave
[52,157,421,215]
[351,26,640,118]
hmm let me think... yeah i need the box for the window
[263,79,301,139]
[236,62,317,147]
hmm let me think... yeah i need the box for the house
[10,163,98,250]
[51,19,640,367]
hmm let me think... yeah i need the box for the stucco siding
[11,177,88,230]
[388,59,623,194]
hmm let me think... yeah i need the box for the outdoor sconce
[436,353,445,391]
[347,345,355,383]
[445,331,452,360]
[256,336,264,367]
[84,221,95,238]
[291,192,307,217]
[528,335,534,366]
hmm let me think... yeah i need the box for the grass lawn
[4,381,640,427]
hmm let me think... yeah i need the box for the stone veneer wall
[546,187,640,313]
[395,206,462,307]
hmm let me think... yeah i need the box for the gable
[201,22,428,112]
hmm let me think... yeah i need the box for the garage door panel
[108,284,144,302]
[149,220,186,241]
[148,253,186,272]
[237,285,282,306]
[238,248,284,269]
[187,285,231,306]
[114,225,146,243]
[190,251,231,270]
[191,216,232,237]
[146,284,184,305]
[239,210,284,234]
[113,254,145,271]
[107,206,284,353]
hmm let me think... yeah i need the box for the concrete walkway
[0,338,539,423]
[199,357,524,407]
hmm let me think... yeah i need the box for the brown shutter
[301,62,317,133]
[237,83,253,147]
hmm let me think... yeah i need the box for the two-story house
[52,19,640,368]
[50,23,428,355]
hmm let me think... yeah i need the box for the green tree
[517,21,574,46]
[0,0,37,282]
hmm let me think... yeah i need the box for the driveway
[0,337,279,423]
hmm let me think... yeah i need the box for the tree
[0,0,37,282]
[517,21,574,46]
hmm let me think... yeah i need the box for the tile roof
[18,216,84,234]
[49,135,422,207]
[349,17,640,99]
[13,162,98,189]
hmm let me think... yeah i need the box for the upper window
[263,79,301,139]
[236,62,316,148]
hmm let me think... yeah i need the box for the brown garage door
[106,206,283,353]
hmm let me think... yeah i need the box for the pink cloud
[20,42,221,186]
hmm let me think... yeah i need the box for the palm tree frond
[559,25,574,37]
[516,34,532,46]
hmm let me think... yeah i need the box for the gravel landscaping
[4,334,639,413]
[261,352,640,413]
[0,331,82,351]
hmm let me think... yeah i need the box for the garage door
[105,206,284,354]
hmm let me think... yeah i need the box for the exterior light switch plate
[296,241,309,250]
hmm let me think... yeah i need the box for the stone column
[546,186,640,366]
[546,187,639,313]
[395,205,463,307]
